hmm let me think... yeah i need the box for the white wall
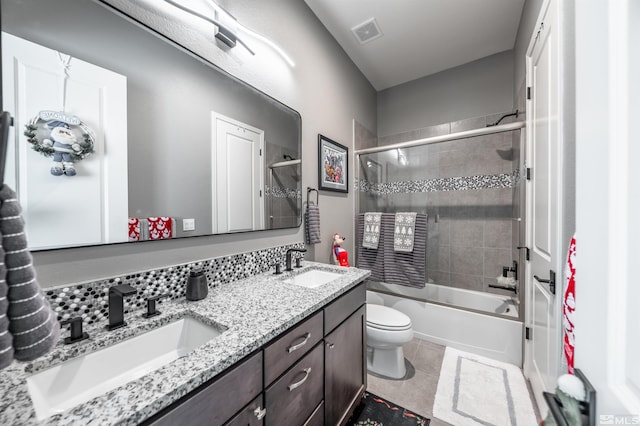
[28,0,377,286]
[376,50,514,137]
[575,0,640,417]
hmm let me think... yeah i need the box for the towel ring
[307,187,319,205]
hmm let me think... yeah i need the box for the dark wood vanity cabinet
[324,284,367,426]
[145,351,263,426]
[265,343,324,425]
[325,305,366,426]
[143,281,365,426]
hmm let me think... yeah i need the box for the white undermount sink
[284,269,343,288]
[27,316,225,420]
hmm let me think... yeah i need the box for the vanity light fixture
[235,24,296,67]
[161,0,295,67]
[161,0,255,54]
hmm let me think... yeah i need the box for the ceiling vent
[351,18,383,44]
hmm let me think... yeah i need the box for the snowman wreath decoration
[24,110,95,176]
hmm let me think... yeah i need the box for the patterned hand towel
[0,240,13,370]
[128,217,141,241]
[0,184,60,363]
[304,201,321,245]
[148,217,174,240]
[394,212,417,252]
[362,212,382,249]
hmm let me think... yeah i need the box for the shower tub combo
[355,120,525,367]
[367,282,522,365]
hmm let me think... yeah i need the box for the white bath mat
[433,347,537,426]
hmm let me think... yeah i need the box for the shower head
[487,109,519,127]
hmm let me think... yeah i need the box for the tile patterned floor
[366,338,541,426]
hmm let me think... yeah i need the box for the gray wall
[377,50,514,138]
[560,0,576,251]
[512,0,544,107]
[14,0,377,286]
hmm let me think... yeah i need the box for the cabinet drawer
[264,310,323,386]
[303,401,324,426]
[225,394,265,426]
[324,282,365,334]
[147,351,263,426]
[265,343,324,426]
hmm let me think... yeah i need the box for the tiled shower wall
[359,112,522,295]
[265,145,301,229]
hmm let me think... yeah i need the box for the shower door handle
[534,270,556,295]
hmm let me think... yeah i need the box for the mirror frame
[0,0,303,250]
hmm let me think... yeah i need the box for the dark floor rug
[347,392,431,426]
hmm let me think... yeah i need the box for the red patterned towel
[128,218,141,241]
[563,234,576,374]
[148,217,173,240]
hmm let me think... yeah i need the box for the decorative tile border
[44,243,305,326]
[357,170,519,195]
[266,185,301,199]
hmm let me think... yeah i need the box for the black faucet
[143,293,169,318]
[61,317,89,344]
[285,248,307,271]
[106,283,137,331]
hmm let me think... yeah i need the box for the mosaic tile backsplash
[45,243,305,326]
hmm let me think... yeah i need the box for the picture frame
[318,134,348,193]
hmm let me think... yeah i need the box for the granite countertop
[0,262,370,425]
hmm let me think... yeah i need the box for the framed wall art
[318,134,348,193]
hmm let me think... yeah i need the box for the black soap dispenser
[186,269,208,301]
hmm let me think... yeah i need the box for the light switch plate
[182,218,195,231]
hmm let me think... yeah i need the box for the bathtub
[367,282,523,366]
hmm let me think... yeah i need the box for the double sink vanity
[0,262,370,425]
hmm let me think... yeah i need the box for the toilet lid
[367,304,411,330]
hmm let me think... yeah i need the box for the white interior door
[211,113,264,233]
[524,0,563,415]
[2,32,128,249]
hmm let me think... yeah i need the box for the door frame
[523,0,566,414]
[210,112,265,234]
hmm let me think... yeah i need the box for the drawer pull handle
[326,342,335,349]
[287,332,311,353]
[288,368,311,391]
[253,406,267,420]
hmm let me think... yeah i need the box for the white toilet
[366,303,413,379]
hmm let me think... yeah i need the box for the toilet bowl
[366,304,413,379]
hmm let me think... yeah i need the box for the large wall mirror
[1,0,302,250]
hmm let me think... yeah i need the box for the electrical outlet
[182,218,195,231]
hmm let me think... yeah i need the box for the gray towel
[304,202,321,245]
[0,185,60,363]
[394,212,417,252]
[357,213,426,288]
[362,212,382,249]
[0,238,13,370]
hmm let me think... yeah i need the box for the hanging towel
[0,238,13,370]
[563,234,576,374]
[304,202,321,245]
[362,212,382,249]
[147,217,174,240]
[128,217,141,241]
[357,213,427,288]
[0,185,60,364]
[393,212,417,252]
